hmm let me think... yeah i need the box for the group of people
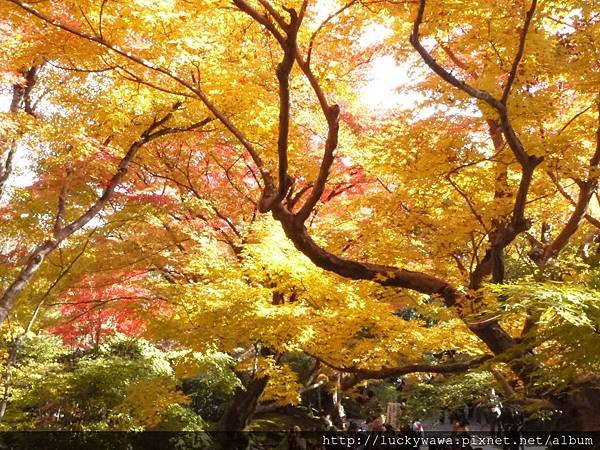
[439,401,525,442]
[274,396,526,450]
[274,413,523,450]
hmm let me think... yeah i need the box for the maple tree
[0,0,599,433]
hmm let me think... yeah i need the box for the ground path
[421,417,546,450]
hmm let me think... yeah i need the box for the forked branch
[538,105,600,264]
[0,104,210,326]
[410,0,539,169]
[501,0,538,104]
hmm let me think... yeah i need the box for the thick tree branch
[269,203,517,358]
[232,0,340,219]
[410,1,503,110]
[274,34,294,201]
[257,0,287,30]
[308,352,493,389]
[8,66,39,115]
[469,164,536,289]
[272,202,462,303]
[234,1,303,210]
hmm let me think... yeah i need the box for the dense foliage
[0,0,598,431]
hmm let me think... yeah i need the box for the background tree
[1,0,599,431]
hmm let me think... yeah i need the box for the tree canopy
[0,0,599,433]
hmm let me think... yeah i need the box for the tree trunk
[212,376,268,449]
[559,376,600,431]
[324,373,345,429]
[0,338,23,423]
[214,375,268,432]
